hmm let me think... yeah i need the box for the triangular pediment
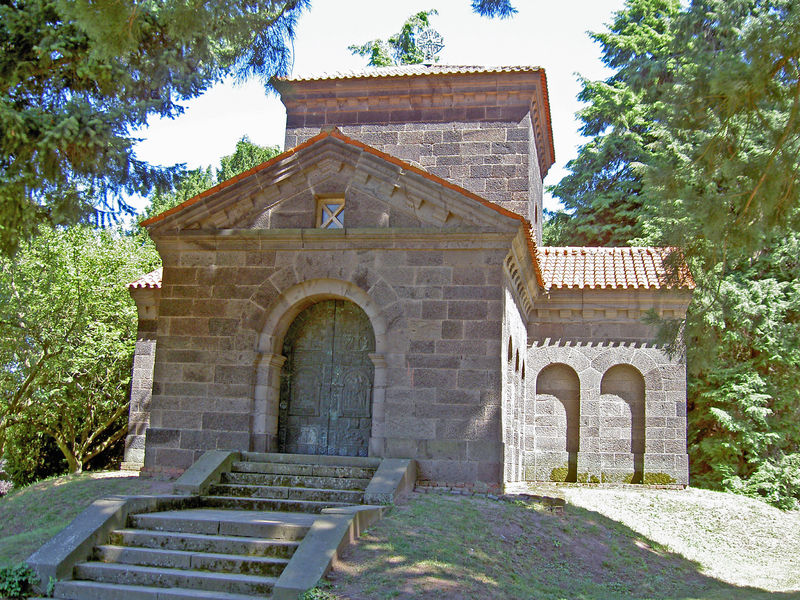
[143,130,523,234]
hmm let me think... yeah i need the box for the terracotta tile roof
[128,267,162,290]
[283,64,545,82]
[538,247,695,290]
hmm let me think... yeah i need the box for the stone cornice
[153,227,517,252]
[533,287,692,322]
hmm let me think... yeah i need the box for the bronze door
[278,300,375,456]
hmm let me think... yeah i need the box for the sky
[132,0,628,212]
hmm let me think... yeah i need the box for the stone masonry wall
[285,120,542,237]
[501,284,528,483]
[123,290,159,468]
[143,231,513,485]
[524,288,691,485]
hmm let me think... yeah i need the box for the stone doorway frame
[252,279,388,456]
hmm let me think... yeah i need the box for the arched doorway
[277,299,375,456]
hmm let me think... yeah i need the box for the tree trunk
[52,435,83,474]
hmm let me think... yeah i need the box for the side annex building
[125,66,693,489]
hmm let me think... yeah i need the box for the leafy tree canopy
[0,225,159,475]
[142,136,280,222]
[348,1,516,67]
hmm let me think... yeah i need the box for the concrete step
[54,580,264,600]
[201,495,352,513]
[93,545,289,577]
[73,562,276,596]
[129,509,315,540]
[222,471,371,491]
[241,451,381,469]
[109,528,299,558]
[207,483,365,504]
[231,460,376,480]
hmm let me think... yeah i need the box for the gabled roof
[139,127,545,287]
[538,247,695,290]
[141,128,527,231]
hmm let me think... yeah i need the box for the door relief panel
[278,299,375,456]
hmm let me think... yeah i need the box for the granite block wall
[524,287,690,485]
[141,230,514,485]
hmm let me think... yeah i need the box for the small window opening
[318,198,345,229]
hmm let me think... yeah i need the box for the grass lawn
[2,473,798,599]
[0,471,172,567]
[326,488,800,600]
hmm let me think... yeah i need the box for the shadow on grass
[327,493,800,600]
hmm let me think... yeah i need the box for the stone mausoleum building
[125,66,693,489]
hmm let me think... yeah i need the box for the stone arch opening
[601,364,645,483]
[251,279,389,456]
[536,363,580,481]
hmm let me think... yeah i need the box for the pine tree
[546,0,680,246]
[0,0,309,257]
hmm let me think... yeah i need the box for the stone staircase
[51,452,381,600]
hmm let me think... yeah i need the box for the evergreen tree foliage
[547,0,680,246]
[471,0,517,19]
[0,0,309,257]
[644,0,800,262]
[643,1,800,507]
[348,10,439,67]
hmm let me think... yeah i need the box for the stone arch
[535,363,580,481]
[251,278,389,456]
[601,364,646,483]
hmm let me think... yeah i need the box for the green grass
[327,489,800,600]
[0,471,171,566]
[2,474,799,599]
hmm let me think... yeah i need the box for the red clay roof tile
[128,267,162,290]
[538,247,695,290]
[282,65,545,81]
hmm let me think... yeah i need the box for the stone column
[368,353,387,457]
